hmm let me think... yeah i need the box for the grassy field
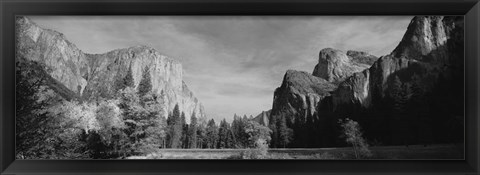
[127,143,464,159]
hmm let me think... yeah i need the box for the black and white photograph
[15,15,464,159]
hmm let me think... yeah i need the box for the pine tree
[188,113,198,148]
[218,119,230,148]
[168,104,183,148]
[231,114,249,148]
[137,67,152,97]
[226,128,236,148]
[118,87,144,153]
[231,115,240,147]
[206,119,219,148]
[196,123,206,148]
[180,112,188,148]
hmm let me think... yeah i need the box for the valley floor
[127,143,464,160]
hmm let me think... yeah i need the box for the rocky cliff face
[268,16,463,147]
[312,48,375,83]
[16,16,205,123]
[333,16,464,109]
[391,16,457,63]
[270,49,377,125]
[304,16,462,115]
[270,70,336,124]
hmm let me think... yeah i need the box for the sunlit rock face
[270,70,336,123]
[391,16,458,63]
[312,48,374,84]
[16,16,205,123]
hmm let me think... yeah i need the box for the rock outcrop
[16,16,205,123]
[346,50,379,65]
[312,48,375,83]
[270,70,336,124]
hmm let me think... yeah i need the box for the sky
[29,16,412,122]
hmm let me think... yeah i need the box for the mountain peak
[390,16,461,62]
[312,48,373,83]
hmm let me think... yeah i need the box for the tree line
[16,60,271,159]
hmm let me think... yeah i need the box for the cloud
[29,16,412,122]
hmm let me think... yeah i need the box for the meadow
[127,144,464,160]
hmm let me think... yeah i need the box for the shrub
[229,138,270,159]
[240,139,269,159]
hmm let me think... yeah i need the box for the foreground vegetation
[128,144,463,159]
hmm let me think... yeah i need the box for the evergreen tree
[118,87,159,153]
[137,67,152,97]
[196,123,207,148]
[117,87,140,154]
[231,114,249,148]
[180,112,188,148]
[226,128,236,148]
[205,119,219,148]
[231,115,240,147]
[218,119,230,148]
[168,104,183,148]
[139,92,167,152]
[188,113,198,148]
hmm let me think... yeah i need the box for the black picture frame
[1,0,479,174]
